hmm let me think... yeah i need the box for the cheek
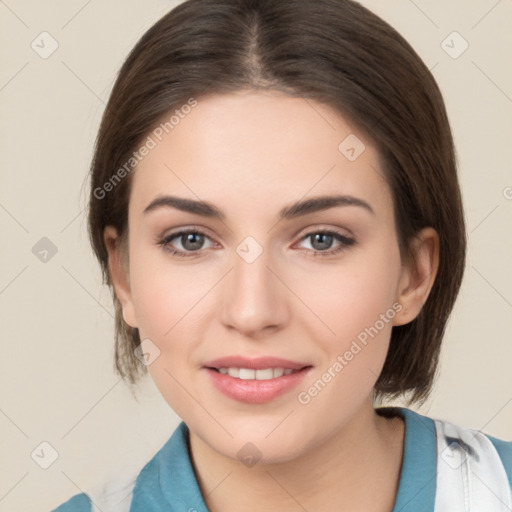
[128,244,207,339]
[290,243,402,403]
[129,251,212,414]
[292,249,401,346]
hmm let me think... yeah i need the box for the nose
[219,248,289,338]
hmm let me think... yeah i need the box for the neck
[188,400,405,512]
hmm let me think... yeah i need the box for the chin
[193,417,314,465]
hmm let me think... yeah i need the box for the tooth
[227,367,240,378]
[255,368,274,380]
[273,368,284,378]
[221,367,293,379]
[239,368,256,380]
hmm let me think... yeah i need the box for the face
[108,90,414,463]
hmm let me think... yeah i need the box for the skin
[104,90,439,511]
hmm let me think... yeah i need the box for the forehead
[130,91,391,219]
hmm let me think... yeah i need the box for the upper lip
[203,356,311,371]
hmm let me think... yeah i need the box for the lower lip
[204,367,311,404]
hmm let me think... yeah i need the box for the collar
[379,407,437,512]
[130,406,437,511]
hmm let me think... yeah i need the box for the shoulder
[487,432,512,484]
[49,459,146,512]
[51,492,91,511]
[49,458,152,512]
[386,406,512,511]
[50,469,138,512]
[432,414,512,477]
[49,423,190,512]
[396,406,511,480]
[431,412,512,509]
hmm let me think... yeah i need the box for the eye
[296,229,355,256]
[158,229,215,257]
[157,227,355,259]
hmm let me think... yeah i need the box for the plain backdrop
[0,1,511,511]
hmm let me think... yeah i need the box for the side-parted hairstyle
[87,0,466,405]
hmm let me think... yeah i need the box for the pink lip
[203,356,312,404]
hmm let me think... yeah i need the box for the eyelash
[157,228,356,259]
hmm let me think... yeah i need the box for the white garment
[434,418,512,511]
[88,464,139,512]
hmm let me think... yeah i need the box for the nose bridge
[220,241,287,336]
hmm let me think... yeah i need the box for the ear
[103,226,139,328]
[393,227,439,326]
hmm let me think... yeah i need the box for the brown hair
[87,0,466,405]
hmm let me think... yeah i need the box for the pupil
[312,233,333,250]
[183,233,203,251]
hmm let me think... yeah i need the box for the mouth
[203,356,313,404]
[209,367,300,380]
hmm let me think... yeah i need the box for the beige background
[0,1,511,511]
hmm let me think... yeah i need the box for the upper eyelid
[160,225,215,239]
[294,224,353,239]
[161,224,350,237]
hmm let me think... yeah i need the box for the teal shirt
[52,406,512,511]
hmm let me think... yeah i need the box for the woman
[53,0,512,510]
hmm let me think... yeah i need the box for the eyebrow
[142,194,375,219]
